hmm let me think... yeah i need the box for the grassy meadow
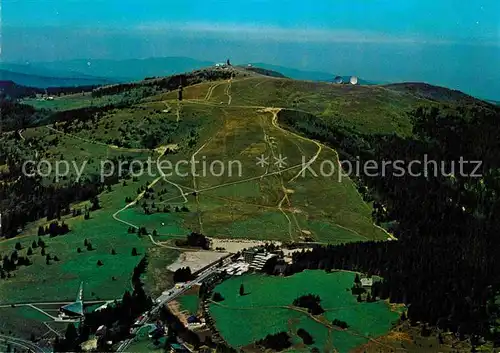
[178,293,200,316]
[208,270,400,353]
[159,77,425,136]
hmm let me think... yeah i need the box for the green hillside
[1,66,491,341]
[157,75,425,136]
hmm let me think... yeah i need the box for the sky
[1,0,500,100]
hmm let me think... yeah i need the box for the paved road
[117,257,230,352]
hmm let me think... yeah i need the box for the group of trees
[0,80,99,101]
[1,250,31,276]
[53,323,79,352]
[254,331,292,351]
[81,238,94,251]
[0,98,45,130]
[212,292,224,302]
[175,232,210,249]
[37,221,70,237]
[332,319,349,329]
[292,294,325,315]
[135,185,192,214]
[173,266,193,283]
[44,102,125,126]
[159,305,238,352]
[296,328,314,345]
[140,202,190,215]
[0,237,62,276]
[280,103,500,343]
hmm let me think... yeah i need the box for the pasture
[158,76,422,136]
[208,270,399,353]
[178,293,200,316]
[0,162,182,305]
[143,100,388,243]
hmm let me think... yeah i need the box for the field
[142,101,389,243]
[20,76,393,244]
[0,167,156,304]
[178,293,200,316]
[208,270,399,353]
[21,93,118,111]
[21,84,157,112]
[157,77,424,136]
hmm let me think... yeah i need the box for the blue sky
[4,0,499,41]
[2,0,500,99]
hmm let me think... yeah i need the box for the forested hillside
[280,102,500,345]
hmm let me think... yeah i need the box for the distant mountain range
[1,57,375,89]
[0,63,118,88]
[28,57,215,82]
[2,57,497,105]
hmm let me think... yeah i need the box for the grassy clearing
[21,93,123,111]
[143,247,180,298]
[118,208,189,239]
[0,209,146,304]
[209,271,399,353]
[143,103,387,243]
[0,163,181,304]
[0,306,52,339]
[178,293,200,316]
[172,77,422,136]
[18,125,152,185]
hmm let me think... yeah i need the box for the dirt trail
[264,107,323,183]
[264,107,397,242]
[259,109,295,240]
[190,137,216,234]
[224,78,233,105]
[112,145,194,250]
[204,82,223,101]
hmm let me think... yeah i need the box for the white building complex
[223,262,250,276]
[249,253,276,271]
